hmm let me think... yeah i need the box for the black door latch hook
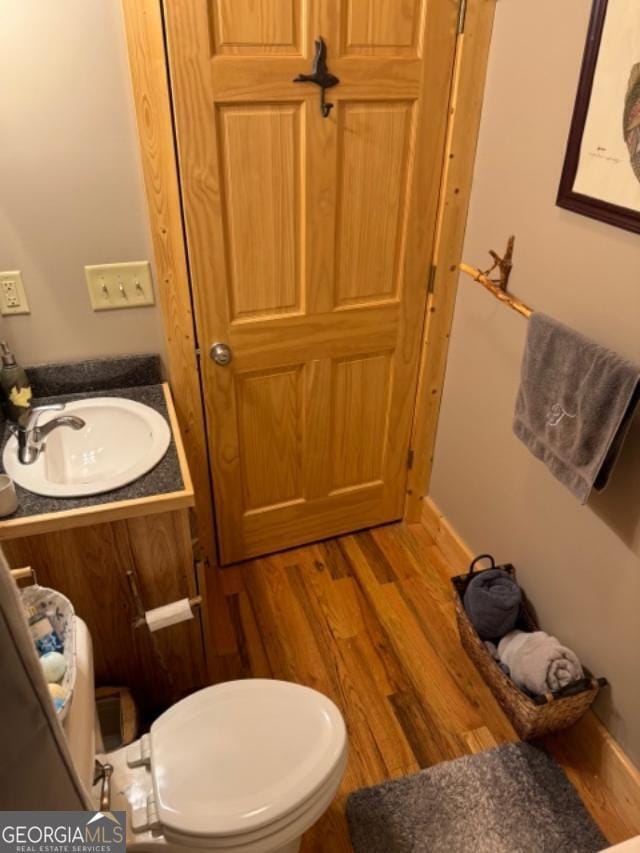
[294,37,340,118]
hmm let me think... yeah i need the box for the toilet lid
[149,679,347,839]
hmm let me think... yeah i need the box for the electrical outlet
[0,271,30,315]
[3,281,19,308]
[85,261,155,312]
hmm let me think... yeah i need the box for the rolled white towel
[497,630,583,695]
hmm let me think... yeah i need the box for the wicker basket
[453,555,607,740]
[21,581,76,722]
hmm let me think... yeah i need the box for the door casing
[121,0,497,566]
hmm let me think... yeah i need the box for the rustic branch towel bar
[459,235,533,319]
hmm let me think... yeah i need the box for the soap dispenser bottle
[0,342,32,423]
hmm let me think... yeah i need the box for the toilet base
[276,842,300,853]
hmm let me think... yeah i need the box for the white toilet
[65,620,348,853]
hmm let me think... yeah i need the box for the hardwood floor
[203,521,624,851]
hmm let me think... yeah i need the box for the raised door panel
[237,366,304,511]
[342,0,424,56]
[335,102,415,306]
[210,0,303,55]
[331,352,392,491]
[217,104,303,320]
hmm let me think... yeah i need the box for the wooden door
[164,1,458,563]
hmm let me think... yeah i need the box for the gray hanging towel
[513,313,640,503]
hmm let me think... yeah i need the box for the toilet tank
[63,617,98,791]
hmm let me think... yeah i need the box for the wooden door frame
[121,0,218,569]
[404,0,496,521]
[121,0,497,553]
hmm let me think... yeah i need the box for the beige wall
[0,1,165,366]
[431,1,640,765]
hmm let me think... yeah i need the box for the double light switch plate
[85,261,155,311]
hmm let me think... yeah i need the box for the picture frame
[557,0,640,234]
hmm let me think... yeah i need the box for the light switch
[0,270,30,315]
[85,261,155,311]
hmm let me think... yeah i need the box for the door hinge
[407,448,415,470]
[457,0,468,34]
[427,263,437,295]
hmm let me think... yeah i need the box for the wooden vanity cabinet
[4,508,207,721]
[1,386,209,722]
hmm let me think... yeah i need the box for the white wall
[0,1,165,365]
[431,1,640,765]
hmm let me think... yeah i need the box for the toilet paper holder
[126,569,202,630]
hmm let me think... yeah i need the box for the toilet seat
[142,680,347,847]
[159,758,347,851]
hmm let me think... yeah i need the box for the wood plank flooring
[203,521,624,850]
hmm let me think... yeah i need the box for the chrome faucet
[10,404,86,465]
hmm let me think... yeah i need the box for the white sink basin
[3,397,171,498]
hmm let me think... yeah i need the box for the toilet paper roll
[144,598,194,633]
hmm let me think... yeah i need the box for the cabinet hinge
[407,448,415,470]
[457,0,468,34]
[427,263,437,295]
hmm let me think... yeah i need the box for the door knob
[209,342,233,366]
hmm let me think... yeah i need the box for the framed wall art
[557,0,640,234]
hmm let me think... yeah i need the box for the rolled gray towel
[463,569,522,640]
[498,630,584,695]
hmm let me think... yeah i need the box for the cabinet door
[3,510,206,720]
[164,0,458,563]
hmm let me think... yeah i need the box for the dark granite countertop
[26,353,163,398]
[0,356,186,522]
